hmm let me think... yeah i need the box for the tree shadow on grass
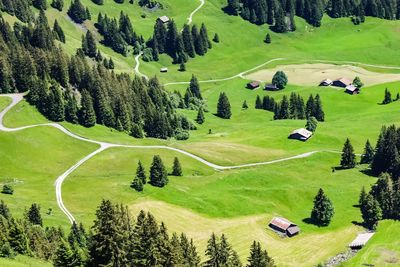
[360,168,378,178]
[351,220,365,227]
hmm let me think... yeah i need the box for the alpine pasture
[1,0,400,266]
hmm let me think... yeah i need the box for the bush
[272,71,288,89]
[1,184,13,195]
[175,129,190,140]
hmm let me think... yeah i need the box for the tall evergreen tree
[247,241,275,267]
[78,90,96,127]
[314,94,325,121]
[188,75,202,99]
[310,188,334,226]
[360,139,374,164]
[82,30,97,58]
[340,138,356,169]
[53,20,65,43]
[172,157,183,176]
[382,88,392,104]
[217,92,232,119]
[196,107,205,124]
[360,193,382,230]
[149,155,168,187]
[26,204,42,226]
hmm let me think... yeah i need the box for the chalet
[158,16,170,24]
[289,128,312,141]
[319,79,333,86]
[349,232,375,249]
[265,84,279,91]
[247,81,261,90]
[269,217,300,237]
[345,84,360,95]
[160,67,168,73]
[332,77,352,88]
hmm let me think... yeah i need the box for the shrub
[1,185,13,195]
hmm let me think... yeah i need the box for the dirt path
[134,52,149,81]
[0,93,345,223]
[187,0,205,25]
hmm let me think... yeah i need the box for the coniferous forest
[0,199,276,266]
[225,0,400,32]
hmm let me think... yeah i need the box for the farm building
[349,232,375,249]
[158,16,170,24]
[269,217,300,237]
[247,81,261,89]
[265,84,279,91]
[289,128,312,141]
[345,84,360,95]
[333,78,352,88]
[319,79,333,86]
[160,67,168,73]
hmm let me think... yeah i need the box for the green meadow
[1,0,400,265]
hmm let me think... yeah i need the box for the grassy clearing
[0,255,52,267]
[62,148,375,265]
[343,220,400,267]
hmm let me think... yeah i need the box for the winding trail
[134,52,149,81]
[0,93,345,223]
[187,0,205,25]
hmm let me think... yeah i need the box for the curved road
[187,0,205,25]
[0,93,341,223]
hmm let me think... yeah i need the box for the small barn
[333,78,352,88]
[247,81,261,89]
[269,217,300,237]
[349,232,375,249]
[345,84,360,95]
[160,67,168,73]
[319,79,333,86]
[158,16,170,24]
[289,128,312,141]
[265,84,279,91]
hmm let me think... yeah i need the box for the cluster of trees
[226,0,400,33]
[359,173,400,229]
[131,156,183,192]
[382,88,400,104]
[150,21,213,64]
[273,93,325,121]
[51,0,64,11]
[255,95,277,112]
[96,12,143,55]
[370,125,400,178]
[0,199,277,266]
[138,0,162,9]
[0,0,35,22]
[0,13,195,140]
[68,0,91,23]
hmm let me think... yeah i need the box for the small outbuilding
[289,128,312,141]
[158,16,170,24]
[333,77,352,88]
[160,67,168,73]
[269,217,300,237]
[349,232,375,249]
[320,79,333,86]
[247,81,261,90]
[345,84,360,95]
[265,84,279,91]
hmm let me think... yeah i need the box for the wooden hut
[269,217,300,237]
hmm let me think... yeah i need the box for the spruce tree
[149,155,168,187]
[172,157,183,176]
[310,188,334,226]
[242,100,249,109]
[371,173,393,219]
[340,138,356,169]
[135,160,147,184]
[213,33,220,43]
[53,239,74,267]
[196,107,205,124]
[265,33,271,43]
[360,193,382,230]
[26,203,42,226]
[8,219,30,254]
[204,233,219,267]
[382,88,392,104]
[273,7,287,33]
[51,0,64,11]
[78,90,96,127]
[188,75,202,99]
[360,139,374,164]
[278,95,290,119]
[359,186,367,207]
[131,176,144,192]
[0,200,11,220]
[82,30,97,58]
[255,95,263,109]
[305,116,318,132]
[314,94,325,121]
[247,241,275,267]
[53,20,65,43]
[217,92,232,119]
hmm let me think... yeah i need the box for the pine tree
[204,233,219,267]
[78,90,96,127]
[82,30,97,58]
[359,186,367,207]
[310,188,335,226]
[149,155,168,187]
[172,157,183,176]
[242,100,249,109]
[217,92,232,119]
[382,88,392,104]
[314,94,325,121]
[33,0,47,10]
[340,138,356,169]
[53,239,74,267]
[371,173,394,219]
[306,94,315,118]
[255,95,263,109]
[26,203,42,226]
[179,62,186,72]
[361,139,374,164]
[196,107,205,124]
[131,175,144,192]
[53,20,65,43]
[51,0,64,11]
[273,7,288,33]
[247,241,275,267]
[353,76,364,88]
[278,95,290,119]
[8,219,30,254]
[213,33,220,43]
[135,161,147,184]
[265,33,271,43]
[360,193,382,230]
[188,75,202,99]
